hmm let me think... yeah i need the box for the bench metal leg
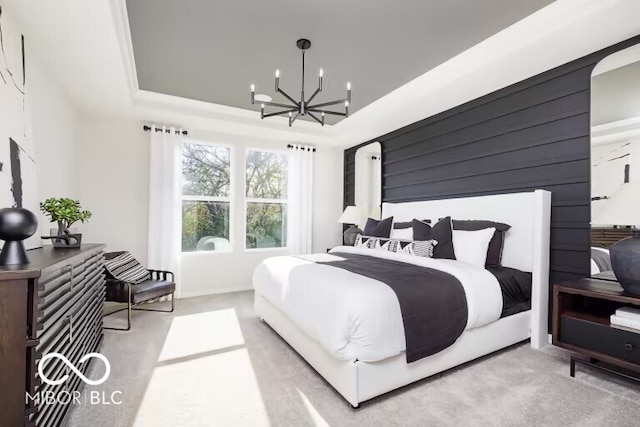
[103,285,132,331]
[103,291,174,332]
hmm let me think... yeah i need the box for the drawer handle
[625,343,634,352]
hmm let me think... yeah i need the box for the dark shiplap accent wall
[344,35,640,313]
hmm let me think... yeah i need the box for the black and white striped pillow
[104,252,151,284]
[408,240,438,257]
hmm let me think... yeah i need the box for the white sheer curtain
[147,126,184,296]
[288,144,314,254]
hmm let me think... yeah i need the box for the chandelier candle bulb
[347,82,352,102]
[250,84,255,104]
[260,103,265,119]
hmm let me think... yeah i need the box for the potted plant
[40,198,92,248]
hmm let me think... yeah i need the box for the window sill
[242,247,290,254]
[181,250,234,256]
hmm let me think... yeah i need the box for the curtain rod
[143,125,188,135]
[287,143,316,152]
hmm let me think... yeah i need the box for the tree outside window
[245,150,288,249]
[181,143,231,252]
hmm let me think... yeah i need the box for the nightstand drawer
[561,315,640,364]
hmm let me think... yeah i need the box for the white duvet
[253,246,503,362]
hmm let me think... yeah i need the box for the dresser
[0,244,106,427]
[552,278,640,382]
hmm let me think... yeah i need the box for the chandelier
[250,38,351,126]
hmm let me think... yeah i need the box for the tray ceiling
[126,0,553,124]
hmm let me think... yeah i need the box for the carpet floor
[67,291,640,427]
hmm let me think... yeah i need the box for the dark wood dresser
[0,244,106,427]
[553,278,640,381]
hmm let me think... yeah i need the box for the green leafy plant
[40,198,92,236]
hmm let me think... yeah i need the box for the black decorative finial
[0,208,38,265]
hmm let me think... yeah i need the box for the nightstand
[553,278,640,383]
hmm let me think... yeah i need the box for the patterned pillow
[394,239,438,257]
[355,235,438,258]
[104,252,151,284]
[353,234,373,249]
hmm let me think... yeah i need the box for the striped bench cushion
[104,252,150,284]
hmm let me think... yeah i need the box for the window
[181,142,231,252]
[245,150,288,249]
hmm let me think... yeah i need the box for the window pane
[182,201,230,252]
[182,143,230,197]
[246,202,287,249]
[245,151,288,199]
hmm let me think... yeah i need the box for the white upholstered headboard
[382,190,552,349]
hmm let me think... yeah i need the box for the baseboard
[178,285,253,299]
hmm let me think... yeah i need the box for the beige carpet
[67,291,640,427]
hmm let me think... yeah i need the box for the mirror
[354,142,382,227]
[590,45,640,280]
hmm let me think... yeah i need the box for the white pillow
[452,228,496,267]
[390,227,413,240]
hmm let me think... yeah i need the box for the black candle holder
[0,207,38,265]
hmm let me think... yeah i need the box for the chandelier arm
[289,112,300,127]
[309,109,346,117]
[263,108,298,119]
[260,100,298,109]
[276,88,300,108]
[308,99,348,109]
[306,87,322,105]
[307,112,324,126]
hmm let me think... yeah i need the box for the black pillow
[413,217,455,260]
[452,220,511,267]
[363,216,394,238]
[393,221,412,230]
[393,219,431,229]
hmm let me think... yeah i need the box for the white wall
[76,117,150,261]
[22,24,82,238]
[74,120,343,297]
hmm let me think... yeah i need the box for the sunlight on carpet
[157,309,245,362]
[297,388,330,427]
[133,348,270,427]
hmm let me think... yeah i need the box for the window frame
[243,147,290,253]
[180,139,235,255]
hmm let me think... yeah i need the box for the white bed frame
[254,189,551,407]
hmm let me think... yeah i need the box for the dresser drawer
[561,315,640,364]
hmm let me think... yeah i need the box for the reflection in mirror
[354,141,382,227]
[590,44,640,294]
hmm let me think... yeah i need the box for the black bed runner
[299,252,468,363]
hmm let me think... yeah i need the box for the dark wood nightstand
[553,278,640,383]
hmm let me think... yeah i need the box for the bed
[590,246,612,275]
[253,190,551,407]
